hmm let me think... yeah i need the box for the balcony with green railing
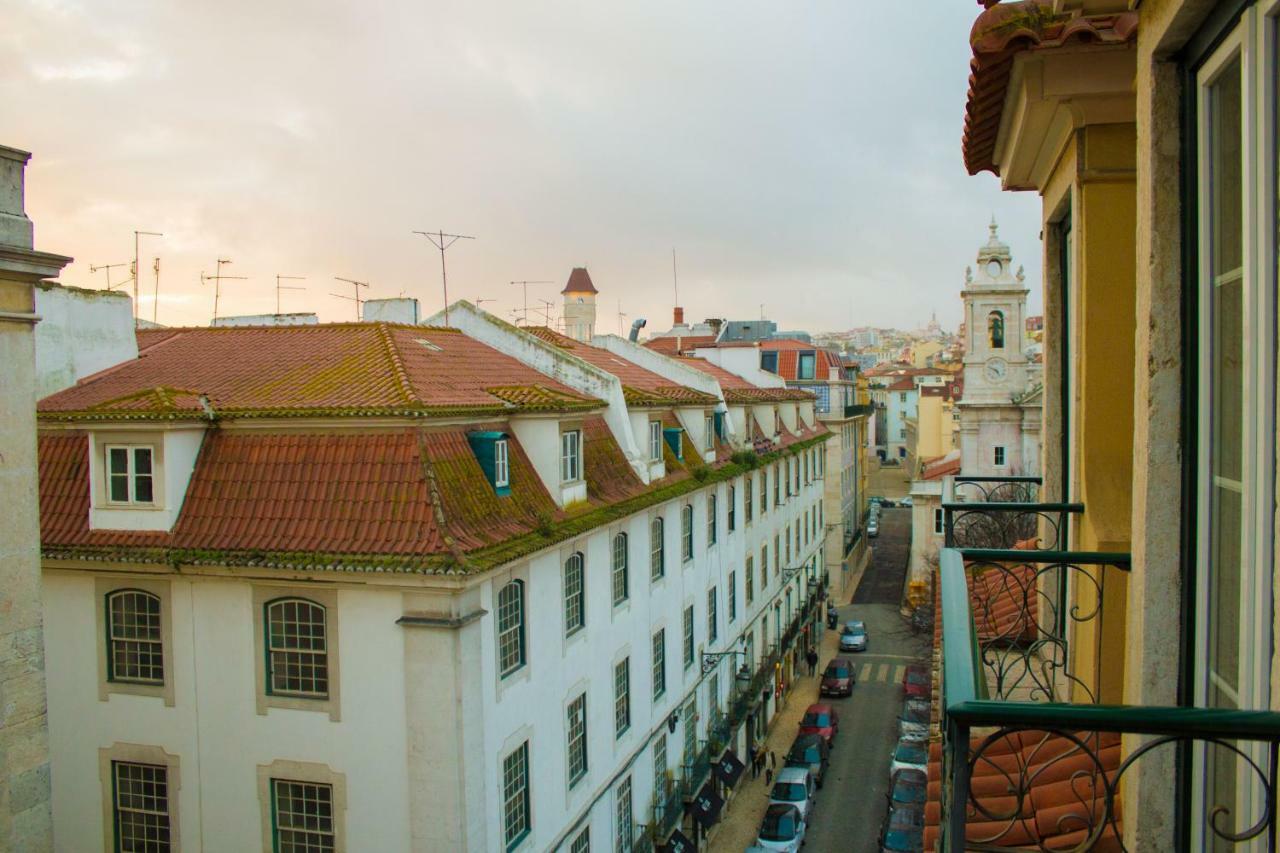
[936,491,1280,850]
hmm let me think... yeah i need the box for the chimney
[673,306,684,326]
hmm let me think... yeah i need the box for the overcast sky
[4,0,1043,335]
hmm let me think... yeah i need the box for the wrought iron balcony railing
[944,477,1079,551]
[939,546,1280,850]
[952,474,1043,503]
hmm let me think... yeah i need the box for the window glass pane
[652,629,665,698]
[650,518,664,580]
[266,599,329,697]
[113,761,171,852]
[612,534,628,605]
[498,582,524,676]
[108,590,164,684]
[272,778,335,853]
[568,694,588,784]
[503,743,530,847]
[565,554,585,634]
[1205,54,1244,708]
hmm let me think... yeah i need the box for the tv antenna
[151,258,161,324]
[536,298,557,327]
[89,262,130,291]
[509,280,553,326]
[475,297,496,310]
[200,259,247,322]
[617,298,627,336]
[331,277,369,321]
[275,274,307,315]
[132,230,163,326]
[672,248,679,307]
[412,229,474,325]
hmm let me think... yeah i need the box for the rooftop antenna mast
[275,274,307,315]
[672,248,679,308]
[331,276,370,321]
[537,298,556,327]
[475,297,496,310]
[200,258,247,322]
[509,280,553,326]
[412,229,474,325]
[132,230,163,327]
[152,258,161,324]
[89,262,129,291]
[617,298,627,336]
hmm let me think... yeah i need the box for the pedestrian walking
[751,744,764,779]
[764,766,773,787]
[805,648,818,676]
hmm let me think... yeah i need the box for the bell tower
[956,219,1040,477]
[960,219,1030,404]
[562,267,597,342]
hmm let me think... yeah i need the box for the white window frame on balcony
[494,439,510,488]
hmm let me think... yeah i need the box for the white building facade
[37,304,830,853]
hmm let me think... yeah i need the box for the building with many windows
[36,295,830,852]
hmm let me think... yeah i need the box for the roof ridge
[377,324,421,407]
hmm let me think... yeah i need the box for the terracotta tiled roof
[583,416,648,503]
[885,377,916,392]
[642,335,717,356]
[673,357,814,404]
[135,328,185,351]
[561,267,598,294]
[962,1,1138,177]
[922,452,961,481]
[524,327,718,407]
[757,339,845,382]
[40,323,602,420]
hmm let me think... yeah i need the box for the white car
[889,738,928,778]
[756,803,807,852]
[768,766,817,822]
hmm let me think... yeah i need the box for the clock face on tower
[984,357,1008,382]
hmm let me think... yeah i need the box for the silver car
[768,766,817,823]
[839,620,868,652]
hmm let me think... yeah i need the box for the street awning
[690,782,724,828]
[714,749,745,788]
[660,829,694,853]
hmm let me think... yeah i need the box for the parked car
[768,766,817,822]
[869,496,885,506]
[899,701,929,740]
[880,802,925,852]
[889,737,928,777]
[784,733,830,787]
[867,518,880,538]
[902,664,931,699]
[820,657,856,697]
[756,803,807,853]
[899,496,913,507]
[887,768,928,810]
[839,620,868,653]
[798,703,840,745]
[880,498,897,508]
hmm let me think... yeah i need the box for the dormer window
[760,351,779,374]
[494,440,509,488]
[467,431,511,495]
[797,352,816,380]
[703,415,714,451]
[561,429,582,483]
[649,421,663,461]
[106,445,156,505]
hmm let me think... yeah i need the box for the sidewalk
[709,624,842,851]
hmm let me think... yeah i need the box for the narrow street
[717,507,925,851]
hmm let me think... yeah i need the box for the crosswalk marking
[848,661,916,685]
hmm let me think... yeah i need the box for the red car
[820,658,856,698]
[902,664,931,700]
[798,703,840,745]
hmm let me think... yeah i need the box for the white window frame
[650,516,665,580]
[567,692,588,787]
[564,552,586,637]
[612,532,629,606]
[614,657,631,738]
[497,580,526,678]
[682,606,694,669]
[501,741,531,849]
[706,493,717,547]
[652,629,666,700]
[1190,9,1279,842]
[649,420,663,461]
[494,438,510,488]
[104,444,157,506]
[681,504,694,561]
[561,429,582,483]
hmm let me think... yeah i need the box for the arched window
[681,505,694,561]
[497,580,525,677]
[265,598,329,698]
[650,517,665,580]
[564,553,585,636]
[612,533,629,605]
[106,589,164,684]
[707,493,718,545]
[988,311,1005,349]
